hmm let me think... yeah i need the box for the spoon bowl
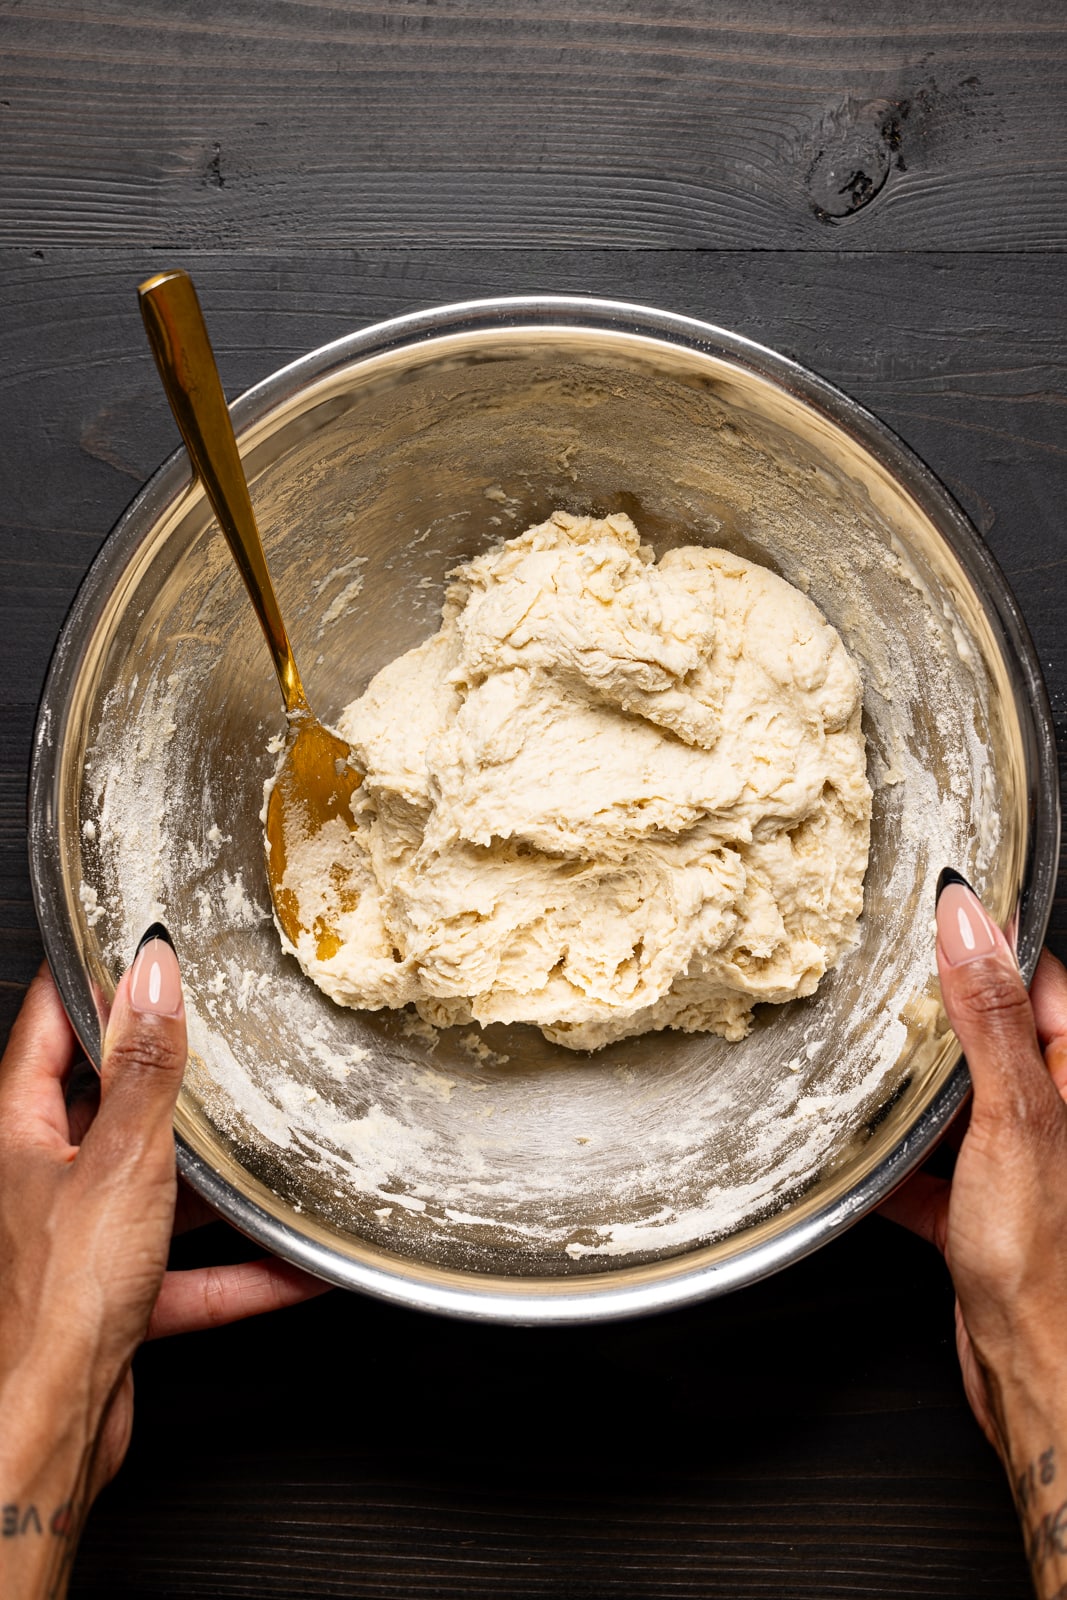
[264,715,362,957]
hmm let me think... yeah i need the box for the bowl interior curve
[35,307,1054,1317]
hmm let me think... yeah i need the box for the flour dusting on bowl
[33,300,1050,1319]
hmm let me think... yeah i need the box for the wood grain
[66,1219,1033,1598]
[1,1,1066,252]
[1,4,1065,1595]
[3,245,1065,1036]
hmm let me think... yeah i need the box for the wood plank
[1,1,1065,252]
[68,1218,1032,1597]
[1,241,1058,1594]
[3,245,1064,1036]
[2,8,1063,1597]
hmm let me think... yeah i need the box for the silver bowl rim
[29,293,1060,1324]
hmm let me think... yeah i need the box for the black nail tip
[936,867,975,904]
[136,921,174,955]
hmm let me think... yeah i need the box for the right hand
[882,875,1067,1596]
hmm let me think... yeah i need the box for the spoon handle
[138,269,308,717]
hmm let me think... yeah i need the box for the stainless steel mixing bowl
[30,297,1058,1323]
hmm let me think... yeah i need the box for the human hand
[0,932,329,1598]
[882,872,1067,1598]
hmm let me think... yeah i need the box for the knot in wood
[806,97,907,224]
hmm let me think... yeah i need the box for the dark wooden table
[2,3,1065,1594]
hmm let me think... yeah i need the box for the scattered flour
[79,882,105,928]
[72,452,1010,1273]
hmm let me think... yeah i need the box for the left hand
[0,943,329,1595]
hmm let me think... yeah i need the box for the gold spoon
[138,268,361,961]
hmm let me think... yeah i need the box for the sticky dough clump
[279,512,872,1051]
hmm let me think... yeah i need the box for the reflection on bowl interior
[60,319,1032,1305]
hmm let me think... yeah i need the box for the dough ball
[276,511,872,1051]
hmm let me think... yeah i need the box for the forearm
[991,1377,1067,1600]
[0,1368,98,1600]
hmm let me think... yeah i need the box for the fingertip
[934,878,1033,1046]
[146,1257,332,1340]
[97,930,188,1123]
[1034,945,1067,983]
[24,958,73,1022]
[878,1169,950,1253]
[1031,947,1067,1046]
[1047,1036,1067,1100]
[935,954,1058,1143]
[0,959,79,1089]
[935,879,1003,968]
[128,927,183,1020]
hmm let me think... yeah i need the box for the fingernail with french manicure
[935,870,999,966]
[129,922,184,1017]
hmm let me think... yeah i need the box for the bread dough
[277,512,872,1051]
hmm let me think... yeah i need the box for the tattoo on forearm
[1,1501,75,1538]
[1013,1445,1067,1597]
[1019,1446,1058,1511]
[1029,1499,1067,1568]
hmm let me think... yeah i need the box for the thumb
[935,870,1057,1132]
[92,923,187,1143]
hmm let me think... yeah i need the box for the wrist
[0,1368,94,1600]
[0,1353,98,1490]
[985,1351,1067,1466]
[0,1301,125,1436]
